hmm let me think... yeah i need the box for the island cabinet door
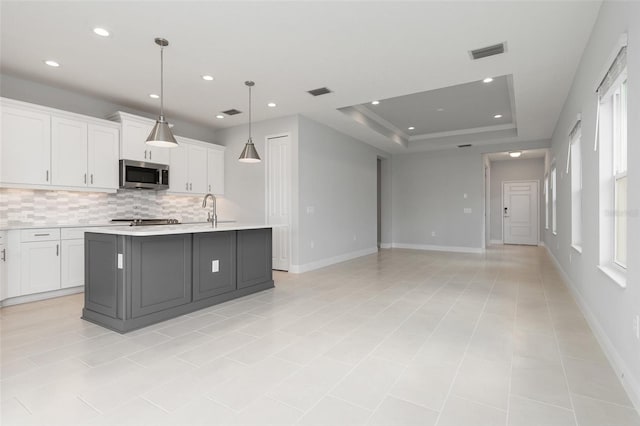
[130,234,192,318]
[85,233,119,318]
[237,229,272,289]
[193,231,236,301]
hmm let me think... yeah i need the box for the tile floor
[1,246,639,426]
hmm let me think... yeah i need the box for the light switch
[463,193,468,199]
[212,259,219,273]
[117,254,123,269]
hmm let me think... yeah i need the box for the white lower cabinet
[2,227,86,303]
[0,232,7,302]
[21,240,61,295]
[61,239,84,289]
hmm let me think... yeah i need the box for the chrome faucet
[202,193,217,228]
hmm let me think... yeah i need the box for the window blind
[566,119,582,173]
[594,42,627,151]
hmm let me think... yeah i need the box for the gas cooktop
[111,218,180,226]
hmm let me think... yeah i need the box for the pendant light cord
[248,84,252,142]
[160,46,164,119]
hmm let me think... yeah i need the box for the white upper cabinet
[169,137,209,195]
[51,116,88,187]
[169,140,189,193]
[88,124,119,189]
[207,147,225,195]
[115,112,170,164]
[189,144,208,194]
[0,98,120,193]
[1,105,51,185]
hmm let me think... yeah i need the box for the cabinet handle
[185,182,189,191]
[46,170,49,182]
[1,249,6,262]
[84,173,87,184]
[91,174,94,184]
[189,183,192,191]
[144,150,147,159]
[209,184,211,192]
[149,151,152,160]
[56,244,59,256]
[34,233,50,236]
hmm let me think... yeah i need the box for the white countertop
[0,220,235,232]
[85,223,273,236]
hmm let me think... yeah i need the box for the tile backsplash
[0,188,218,228]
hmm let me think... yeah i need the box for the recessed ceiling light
[408,126,415,130]
[494,114,503,118]
[437,108,444,112]
[267,102,277,108]
[202,75,214,81]
[216,115,224,119]
[149,94,159,99]
[371,100,380,105]
[483,77,494,83]
[509,151,522,158]
[44,60,60,67]
[93,27,110,37]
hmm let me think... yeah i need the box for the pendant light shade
[239,80,261,163]
[147,38,178,148]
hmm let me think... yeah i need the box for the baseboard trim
[543,246,640,412]
[489,239,503,245]
[290,246,378,274]
[1,286,83,307]
[380,243,392,249]
[391,243,484,254]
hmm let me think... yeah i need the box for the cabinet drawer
[21,228,60,242]
[61,228,86,240]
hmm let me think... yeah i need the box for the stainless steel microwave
[119,159,169,190]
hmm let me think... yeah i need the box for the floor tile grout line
[510,393,580,413]
[433,271,498,426]
[365,266,489,423]
[286,265,458,422]
[539,263,580,426]
[504,276,521,426]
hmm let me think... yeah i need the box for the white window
[569,122,582,250]
[551,167,557,235]
[597,41,627,284]
[544,175,549,230]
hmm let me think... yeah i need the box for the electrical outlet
[211,260,219,273]
[431,231,436,237]
[306,206,315,214]
[634,315,640,340]
[463,193,468,199]
[464,208,472,214]
[310,240,314,249]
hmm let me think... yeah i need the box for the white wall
[296,116,386,269]
[544,1,640,408]
[213,115,299,237]
[0,73,215,142]
[489,157,545,242]
[392,149,484,251]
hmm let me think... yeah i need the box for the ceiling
[487,148,548,162]
[340,75,514,147]
[0,1,601,153]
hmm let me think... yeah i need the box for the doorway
[503,180,539,245]
[377,158,382,249]
[265,134,291,271]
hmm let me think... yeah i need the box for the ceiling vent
[457,144,472,148]
[469,42,506,60]
[222,109,242,116]
[307,87,332,97]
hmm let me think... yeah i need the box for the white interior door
[503,181,539,245]
[266,135,291,271]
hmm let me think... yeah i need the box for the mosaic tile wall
[0,188,217,228]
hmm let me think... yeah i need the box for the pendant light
[239,80,261,163]
[146,38,178,148]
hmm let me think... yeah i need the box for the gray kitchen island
[82,224,273,333]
